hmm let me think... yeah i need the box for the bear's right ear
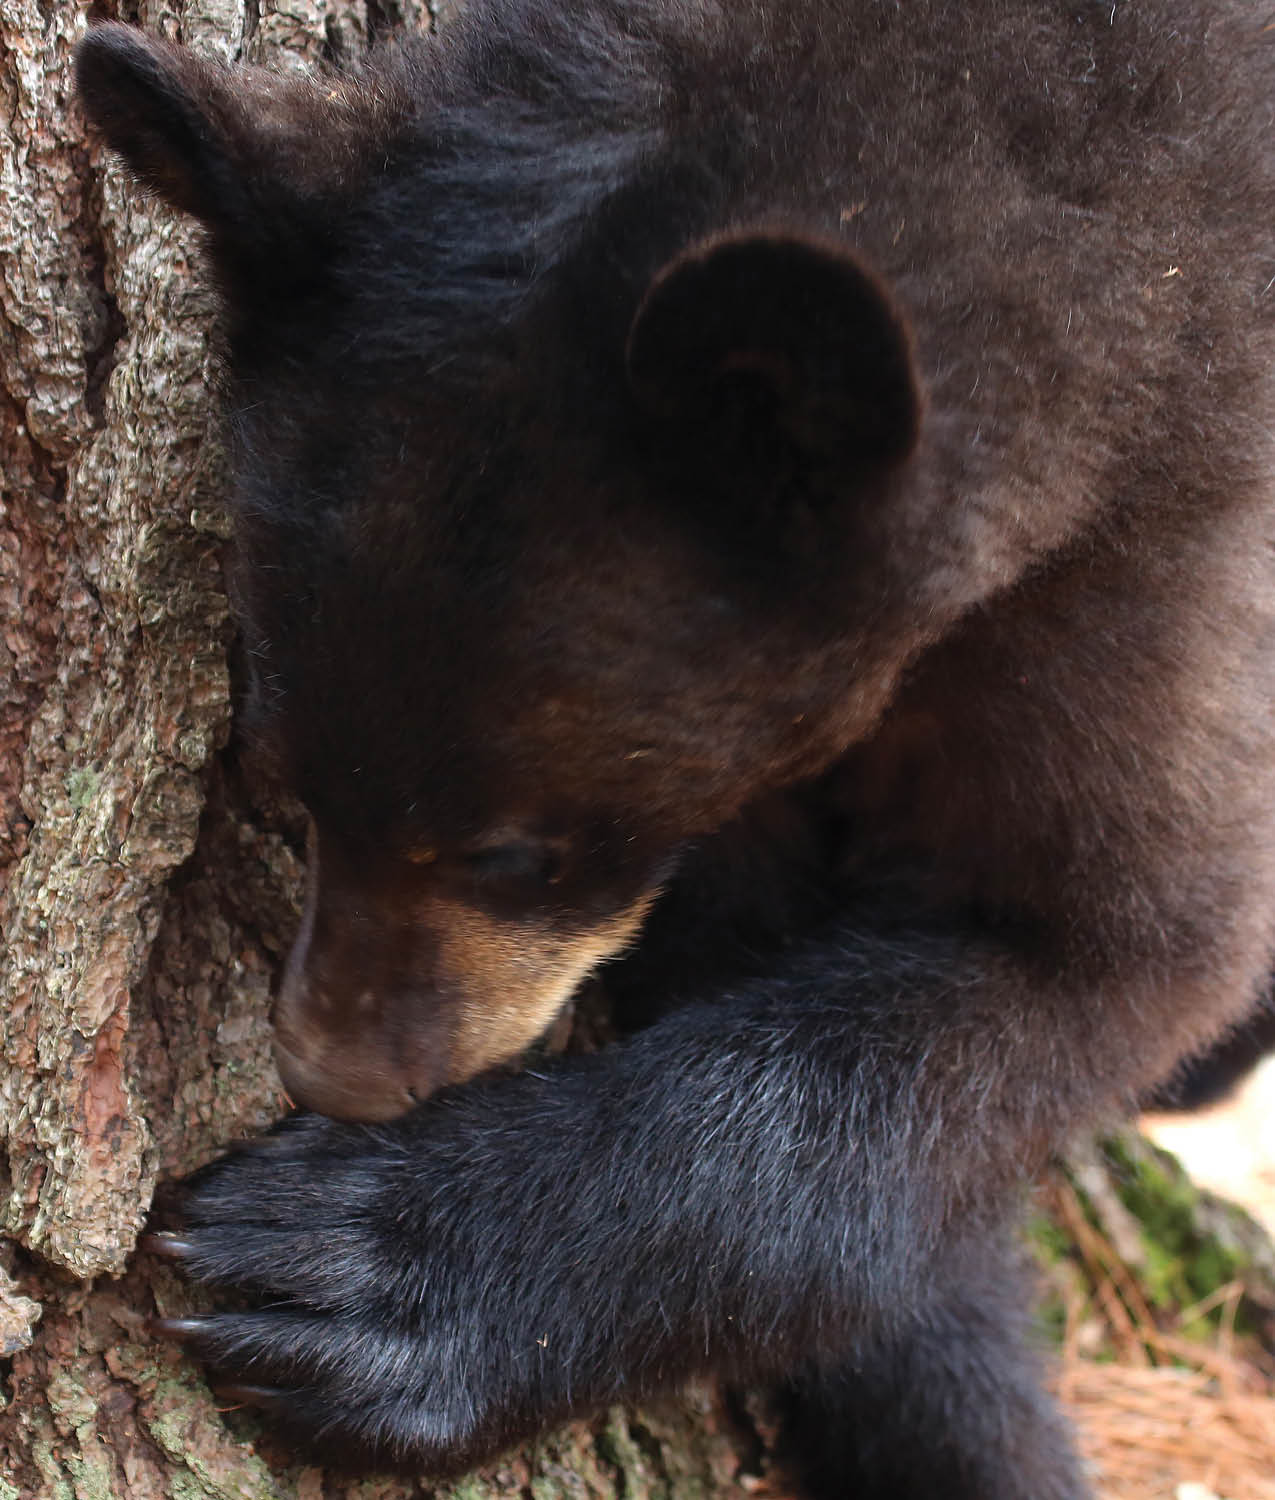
[626,230,921,488]
[76,23,398,268]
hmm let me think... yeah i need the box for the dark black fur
[77,3,1275,1494]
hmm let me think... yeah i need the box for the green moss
[40,1372,119,1500]
[635,1419,719,1500]
[170,1475,214,1500]
[594,1410,653,1490]
[65,767,101,812]
[63,1453,115,1500]
[145,1374,282,1500]
[1025,1209,1072,1266]
[1099,1135,1254,1331]
[31,1436,76,1500]
[437,1480,505,1500]
[43,1371,98,1427]
[144,1377,200,1460]
[1026,1200,1088,1349]
[529,1478,572,1500]
[1032,1286,1069,1347]
[1025,1132,1275,1360]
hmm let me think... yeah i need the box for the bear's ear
[626,231,921,480]
[76,24,260,229]
[76,23,398,267]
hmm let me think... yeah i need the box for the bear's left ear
[626,231,921,481]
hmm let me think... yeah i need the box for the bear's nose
[271,1030,434,1122]
[273,947,454,1121]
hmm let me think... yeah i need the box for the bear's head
[78,22,926,1120]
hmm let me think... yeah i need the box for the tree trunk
[0,3,761,1493]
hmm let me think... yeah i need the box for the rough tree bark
[0,2,760,1494]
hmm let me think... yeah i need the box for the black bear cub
[77,2,1275,1494]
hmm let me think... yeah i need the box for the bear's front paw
[147,1112,533,1468]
